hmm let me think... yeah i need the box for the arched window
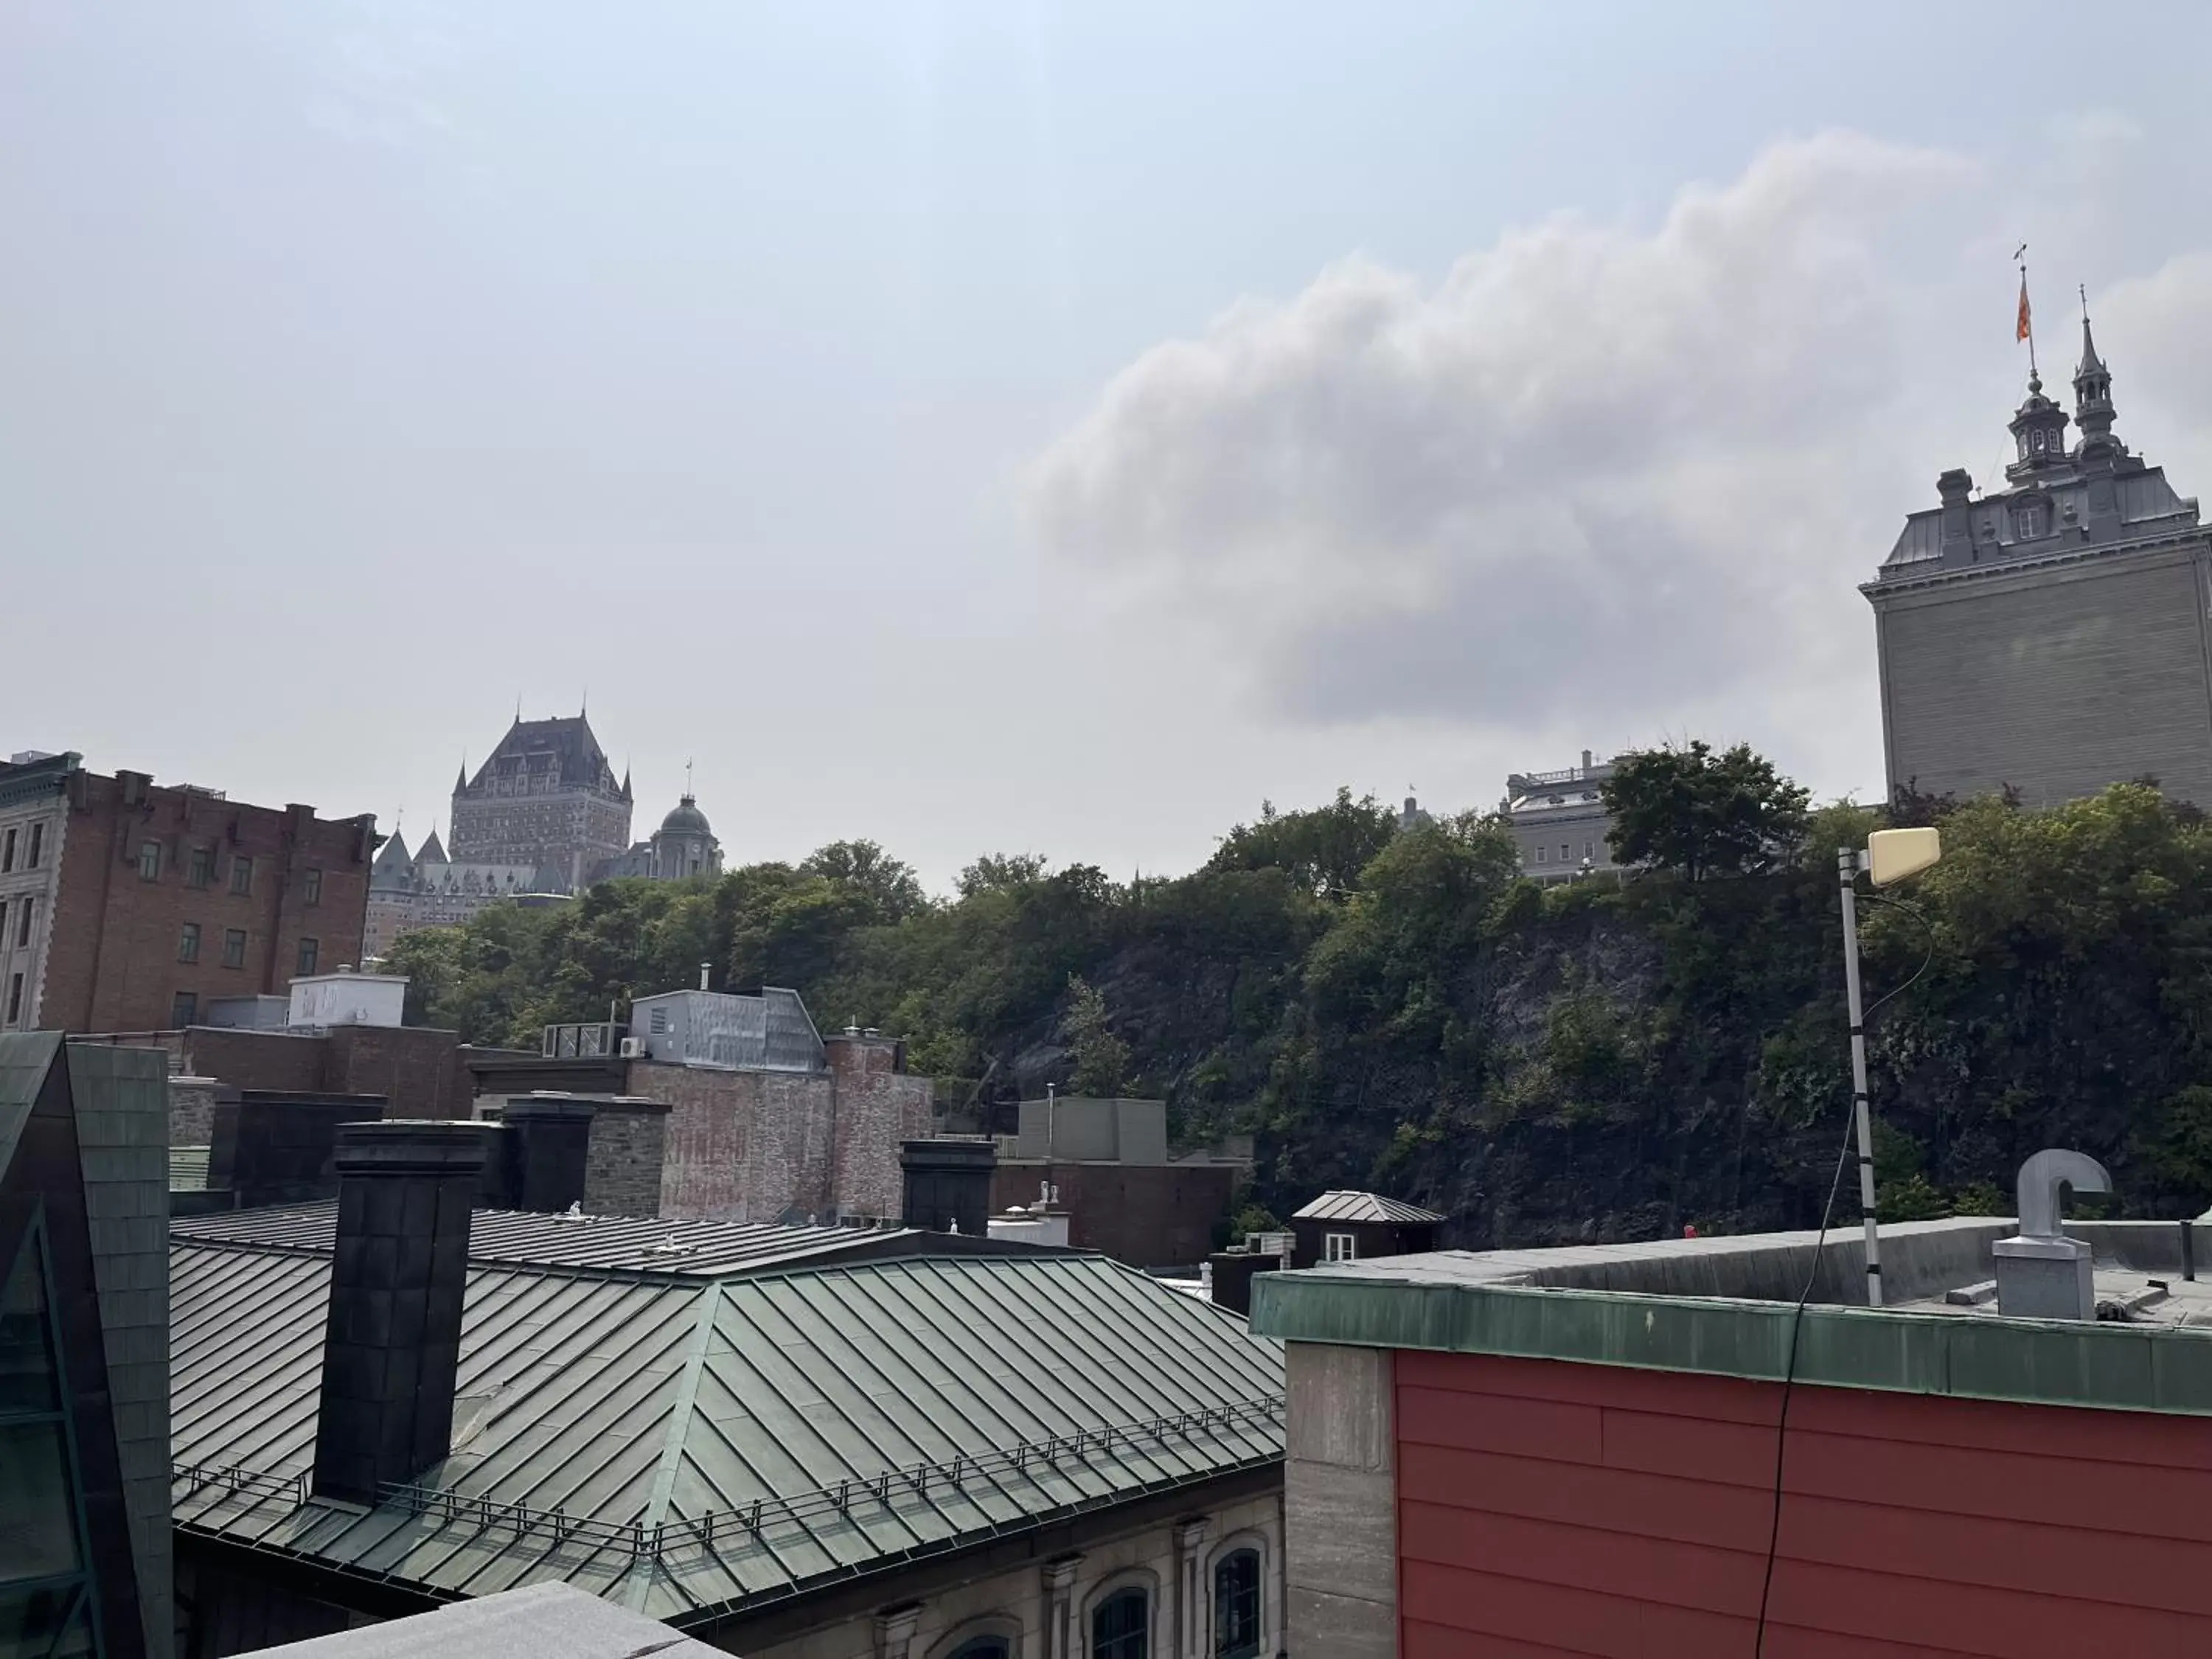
[1091,1586,1150,1658]
[1213,1548,1262,1658]
[946,1641,1009,1659]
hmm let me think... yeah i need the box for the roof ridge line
[624,1279,727,1613]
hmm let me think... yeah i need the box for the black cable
[1750,887,1938,1654]
[1750,1094,1854,1655]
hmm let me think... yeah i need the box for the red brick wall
[990,1161,1236,1269]
[642,1063,835,1223]
[42,771,372,1032]
[321,1025,473,1119]
[1395,1349,2212,1655]
[824,1036,932,1222]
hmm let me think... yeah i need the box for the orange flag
[2016,275,2032,344]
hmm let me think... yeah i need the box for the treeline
[386,751,2212,1244]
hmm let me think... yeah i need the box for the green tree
[1208,788,1400,899]
[1603,740,1811,881]
[801,840,930,922]
[1065,975,1131,1096]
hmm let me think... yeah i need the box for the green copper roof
[173,1243,1283,1625]
[1250,1269,2212,1417]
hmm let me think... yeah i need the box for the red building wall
[41,770,372,1032]
[1395,1349,2212,1657]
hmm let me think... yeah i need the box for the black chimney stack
[481,1094,595,1212]
[900,1138,996,1236]
[207,1090,386,1208]
[311,1120,493,1506]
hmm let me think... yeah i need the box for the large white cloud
[1025,133,1992,740]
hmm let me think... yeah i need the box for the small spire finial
[685,757,695,799]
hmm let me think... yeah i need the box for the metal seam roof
[1290,1189,1448,1225]
[173,1242,1282,1621]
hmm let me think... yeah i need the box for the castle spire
[2073,285,2118,448]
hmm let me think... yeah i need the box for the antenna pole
[1839,848,1882,1307]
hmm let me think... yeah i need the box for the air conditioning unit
[619,1037,645,1060]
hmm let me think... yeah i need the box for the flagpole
[2016,243,2037,380]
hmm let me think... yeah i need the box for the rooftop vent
[1992,1149,2111,1321]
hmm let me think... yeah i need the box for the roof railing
[172,1395,1287,1569]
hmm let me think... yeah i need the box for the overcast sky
[8,4,2212,889]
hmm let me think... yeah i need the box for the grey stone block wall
[166,1075,219,1147]
[67,1044,175,1659]
[1284,1341,1397,1659]
[1875,545,2212,807]
[582,1100,669,1218]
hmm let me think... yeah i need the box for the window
[1214,1549,1263,1659]
[230,857,254,896]
[221,930,246,970]
[4,974,20,1024]
[22,824,38,869]
[138,841,160,881]
[1091,1587,1150,1659]
[15,901,32,950]
[1324,1232,1356,1262]
[170,992,198,1027]
[945,1643,1011,1659]
[1561,844,1571,862]
[1534,845,1548,864]
[296,937,319,976]
[2015,504,2047,539]
[0,829,12,872]
[187,848,215,888]
[178,923,201,964]
[303,869,322,905]
[1584,842,1596,860]
[0,902,7,946]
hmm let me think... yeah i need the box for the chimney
[1993,1148,2110,1321]
[1937,468,1975,557]
[208,1091,386,1208]
[482,1094,595,1212]
[900,1138,997,1236]
[312,1120,495,1505]
[1581,748,1593,772]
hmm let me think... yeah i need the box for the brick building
[990,1096,1250,1269]
[0,752,374,1034]
[476,990,934,1223]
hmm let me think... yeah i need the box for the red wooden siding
[1395,1349,2212,1658]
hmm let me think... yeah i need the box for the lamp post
[1839,827,1941,1308]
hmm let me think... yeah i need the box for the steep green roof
[173,1245,1282,1624]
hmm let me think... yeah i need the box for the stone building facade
[361,827,546,959]
[0,753,374,1034]
[1501,750,1619,881]
[1866,316,2212,807]
[448,713,633,891]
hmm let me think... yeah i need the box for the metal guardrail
[171,1396,1287,1567]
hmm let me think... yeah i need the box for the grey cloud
[1023,133,1986,732]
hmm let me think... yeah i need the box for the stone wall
[734,1481,1282,1659]
[1877,544,2212,807]
[580,1099,669,1219]
[1283,1342,1397,1659]
[167,1075,221,1147]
